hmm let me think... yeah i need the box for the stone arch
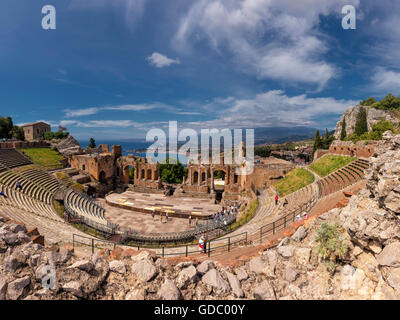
[141,169,145,180]
[99,171,106,184]
[147,169,152,180]
[193,171,199,184]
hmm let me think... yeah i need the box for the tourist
[295,214,302,222]
[16,181,22,191]
[160,212,163,223]
[283,199,288,207]
[275,195,278,205]
[198,235,205,253]
[151,211,155,219]
[166,212,169,222]
[203,235,207,254]
[195,218,198,227]
[63,211,68,223]
[303,212,309,220]
[189,215,192,226]
[0,190,6,198]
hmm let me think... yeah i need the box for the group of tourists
[295,211,309,222]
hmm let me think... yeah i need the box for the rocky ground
[1,131,400,300]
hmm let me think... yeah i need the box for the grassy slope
[274,168,315,197]
[309,155,356,177]
[19,148,63,169]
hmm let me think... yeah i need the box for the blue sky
[1,0,400,140]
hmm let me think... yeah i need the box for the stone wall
[0,141,49,149]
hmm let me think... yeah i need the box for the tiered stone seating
[64,189,111,231]
[0,149,32,168]
[18,167,63,195]
[0,184,61,221]
[0,169,54,204]
[316,159,369,197]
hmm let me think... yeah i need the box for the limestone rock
[0,277,7,300]
[377,242,400,267]
[386,268,400,291]
[201,269,230,295]
[253,280,276,300]
[196,260,215,275]
[225,271,244,298]
[125,288,146,300]
[7,276,30,300]
[235,268,249,281]
[62,281,83,298]
[109,260,126,274]
[131,259,158,282]
[177,265,198,289]
[284,265,298,282]
[158,279,182,300]
[277,245,294,258]
[291,226,307,242]
[68,260,94,272]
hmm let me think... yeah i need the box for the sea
[78,140,189,165]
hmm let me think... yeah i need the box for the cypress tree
[355,106,368,136]
[313,130,322,155]
[340,118,347,141]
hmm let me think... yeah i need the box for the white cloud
[146,52,180,68]
[173,0,359,89]
[64,107,99,118]
[184,90,358,129]
[371,67,400,94]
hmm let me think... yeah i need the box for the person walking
[203,235,207,254]
[195,218,198,228]
[151,211,155,219]
[198,235,205,253]
[166,212,169,222]
[189,215,192,226]
[275,195,278,206]
[63,211,68,223]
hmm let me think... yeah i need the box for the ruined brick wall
[70,154,116,182]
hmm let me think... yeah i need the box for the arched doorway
[213,170,226,202]
[99,171,107,184]
[193,171,199,184]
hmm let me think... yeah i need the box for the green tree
[159,158,185,184]
[312,130,322,155]
[354,106,368,136]
[11,126,25,141]
[340,118,347,141]
[360,97,375,106]
[372,93,400,110]
[0,116,14,139]
[88,138,96,148]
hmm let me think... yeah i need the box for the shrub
[371,93,400,110]
[315,223,348,271]
[44,131,69,140]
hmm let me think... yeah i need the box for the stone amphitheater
[0,143,370,257]
[1,131,400,300]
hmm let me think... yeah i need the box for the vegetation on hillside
[340,118,347,141]
[158,158,187,184]
[312,129,334,156]
[315,223,349,272]
[309,155,355,177]
[371,94,400,110]
[43,131,69,141]
[345,119,398,143]
[0,116,25,140]
[274,168,315,197]
[360,97,376,106]
[19,147,64,169]
[354,106,368,136]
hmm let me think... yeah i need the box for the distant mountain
[254,127,317,145]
